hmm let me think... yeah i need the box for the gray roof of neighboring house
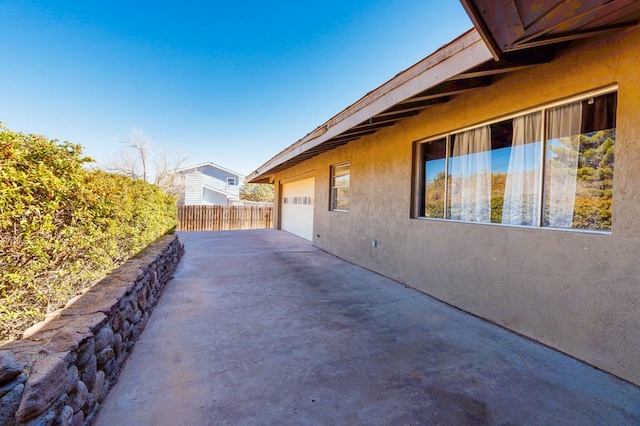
[177,162,246,179]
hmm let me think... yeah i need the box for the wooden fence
[177,205,274,231]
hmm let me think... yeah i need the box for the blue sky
[0,1,472,175]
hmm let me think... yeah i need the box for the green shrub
[0,125,176,343]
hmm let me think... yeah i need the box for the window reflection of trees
[420,91,616,231]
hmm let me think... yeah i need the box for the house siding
[184,173,204,205]
[180,164,243,205]
[270,27,640,386]
[201,173,240,200]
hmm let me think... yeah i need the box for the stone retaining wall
[0,234,184,425]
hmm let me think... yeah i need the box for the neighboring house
[249,1,640,387]
[175,162,245,206]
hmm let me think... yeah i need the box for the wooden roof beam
[504,22,637,51]
[449,63,539,80]
[516,0,625,46]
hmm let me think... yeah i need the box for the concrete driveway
[97,230,640,425]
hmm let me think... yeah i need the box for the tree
[544,129,615,230]
[126,128,151,181]
[240,183,275,203]
[424,171,446,217]
[152,145,189,197]
[107,128,188,194]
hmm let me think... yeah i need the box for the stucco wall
[271,27,640,386]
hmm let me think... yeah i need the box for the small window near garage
[330,162,350,211]
[413,89,616,232]
[227,178,236,186]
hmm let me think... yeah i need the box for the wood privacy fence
[177,205,274,231]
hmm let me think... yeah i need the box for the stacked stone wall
[0,234,184,425]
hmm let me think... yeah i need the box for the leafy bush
[0,125,176,343]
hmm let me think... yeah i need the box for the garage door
[281,177,315,241]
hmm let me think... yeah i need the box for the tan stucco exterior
[270,27,640,386]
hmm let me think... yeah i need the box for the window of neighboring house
[227,178,236,186]
[330,162,350,211]
[413,89,616,232]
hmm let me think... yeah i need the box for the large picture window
[414,90,616,232]
[330,162,350,211]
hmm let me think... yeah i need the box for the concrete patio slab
[97,230,640,425]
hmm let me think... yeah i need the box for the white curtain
[545,101,583,228]
[449,126,491,222]
[502,112,542,225]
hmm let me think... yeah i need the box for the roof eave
[458,0,502,60]
[202,184,239,199]
[248,28,493,183]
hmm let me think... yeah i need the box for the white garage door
[281,177,315,241]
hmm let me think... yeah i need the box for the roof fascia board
[459,0,502,59]
[249,29,492,182]
[202,184,236,198]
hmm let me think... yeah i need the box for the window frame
[330,161,351,212]
[227,177,236,186]
[411,86,617,234]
